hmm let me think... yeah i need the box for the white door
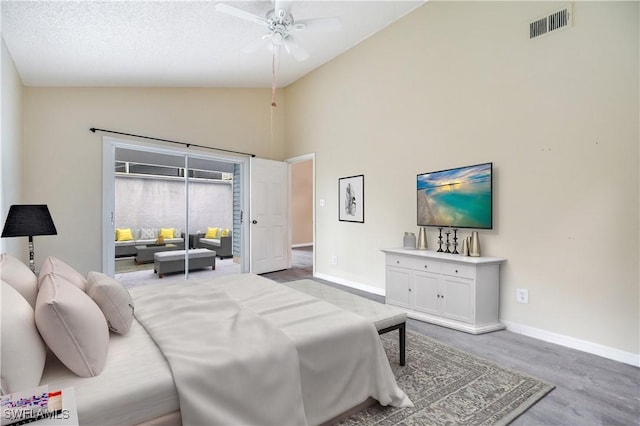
[250,157,289,274]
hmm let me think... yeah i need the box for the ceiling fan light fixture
[271,31,284,45]
[216,1,340,62]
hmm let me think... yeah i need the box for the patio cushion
[116,228,133,241]
[160,228,175,239]
[139,228,156,239]
[154,249,215,262]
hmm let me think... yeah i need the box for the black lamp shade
[2,205,57,238]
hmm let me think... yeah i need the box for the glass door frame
[102,136,250,277]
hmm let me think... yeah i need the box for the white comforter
[131,274,412,426]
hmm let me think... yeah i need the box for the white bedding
[39,319,179,425]
[39,274,411,426]
[131,274,412,426]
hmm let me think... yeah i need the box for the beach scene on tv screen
[417,163,492,229]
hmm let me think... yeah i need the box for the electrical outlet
[516,288,529,304]
[331,255,338,265]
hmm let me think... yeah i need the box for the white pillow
[0,253,38,308]
[86,271,134,335]
[35,273,109,377]
[139,228,156,239]
[1,281,47,393]
[38,256,87,292]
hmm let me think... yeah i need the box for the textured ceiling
[1,1,424,88]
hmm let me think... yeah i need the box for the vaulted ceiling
[2,1,424,88]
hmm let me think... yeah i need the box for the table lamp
[1,204,57,273]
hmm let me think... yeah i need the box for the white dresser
[382,248,506,334]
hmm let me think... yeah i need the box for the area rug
[340,331,554,425]
[115,258,154,273]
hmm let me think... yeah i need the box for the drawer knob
[397,260,400,264]
[455,269,459,273]
[424,265,428,269]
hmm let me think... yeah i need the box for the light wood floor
[262,248,640,425]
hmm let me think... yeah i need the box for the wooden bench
[154,249,216,278]
[283,279,407,366]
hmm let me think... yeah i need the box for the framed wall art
[338,174,364,223]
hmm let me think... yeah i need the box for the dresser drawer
[441,262,474,279]
[386,254,441,273]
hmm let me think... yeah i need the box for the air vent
[530,4,572,39]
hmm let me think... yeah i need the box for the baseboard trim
[313,272,385,296]
[502,320,640,367]
[310,273,639,367]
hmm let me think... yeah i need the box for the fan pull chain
[270,47,281,155]
[271,47,279,107]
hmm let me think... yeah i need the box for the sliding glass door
[186,156,235,277]
[103,138,245,280]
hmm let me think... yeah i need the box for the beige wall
[1,39,24,256]
[284,2,639,357]
[291,159,313,246]
[20,87,284,274]
[4,2,638,362]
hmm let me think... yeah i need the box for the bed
[2,254,411,426]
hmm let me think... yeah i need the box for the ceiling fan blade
[241,35,271,54]
[215,2,269,26]
[293,17,342,33]
[283,36,309,62]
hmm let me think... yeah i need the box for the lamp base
[28,237,36,273]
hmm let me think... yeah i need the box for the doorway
[287,154,315,276]
[102,137,249,279]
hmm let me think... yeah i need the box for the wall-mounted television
[417,162,493,229]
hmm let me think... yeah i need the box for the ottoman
[154,249,216,278]
[283,279,408,365]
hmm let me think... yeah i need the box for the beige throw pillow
[86,271,134,335]
[0,253,38,308]
[1,281,47,393]
[35,273,109,377]
[38,256,87,292]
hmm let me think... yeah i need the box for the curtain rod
[89,127,256,157]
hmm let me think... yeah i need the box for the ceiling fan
[215,0,342,61]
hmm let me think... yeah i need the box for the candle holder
[437,227,444,252]
[444,229,451,253]
[452,228,459,254]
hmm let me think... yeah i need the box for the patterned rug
[115,258,154,273]
[340,331,554,425]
